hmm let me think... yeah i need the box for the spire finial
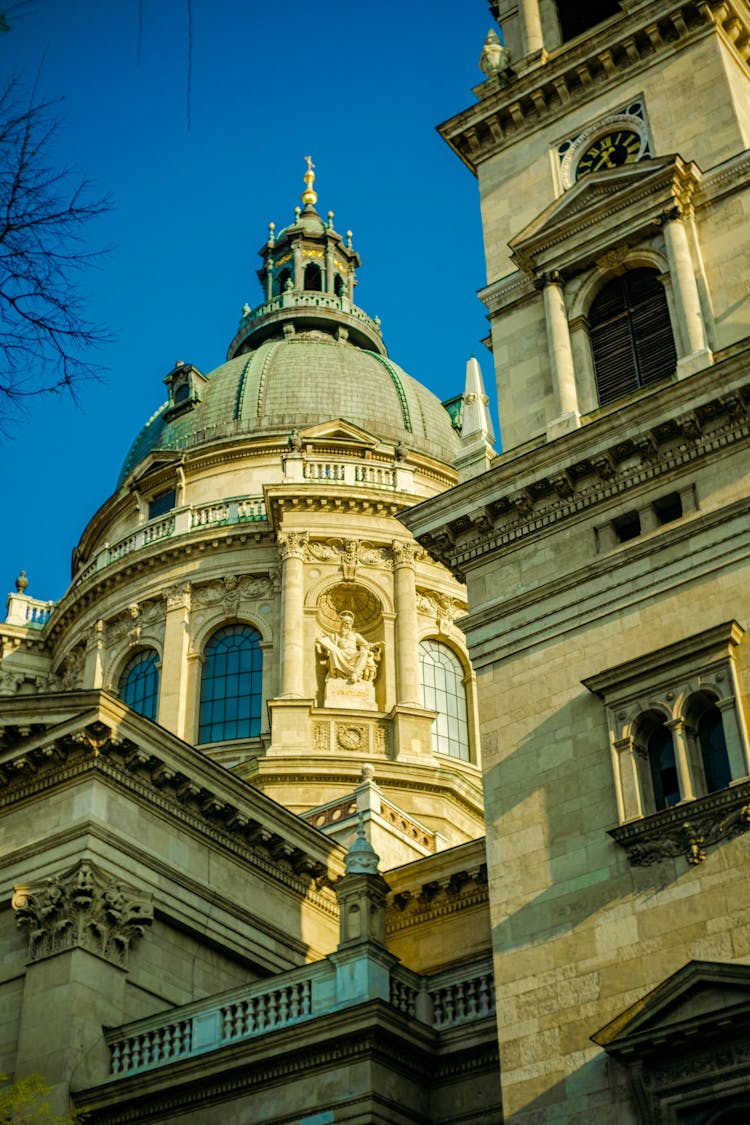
[301,155,318,207]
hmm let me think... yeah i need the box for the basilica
[3,3,750,1123]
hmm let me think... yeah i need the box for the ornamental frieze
[12,860,154,968]
[305,537,390,578]
[192,573,276,614]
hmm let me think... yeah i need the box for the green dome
[118,332,459,486]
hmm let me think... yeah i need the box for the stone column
[716,696,750,780]
[392,541,422,706]
[520,0,544,54]
[278,532,308,698]
[539,272,581,437]
[614,736,645,821]
[662,208,712,374]
[157,582,191,739]
[666,718,696,802]
[84,619,106,688]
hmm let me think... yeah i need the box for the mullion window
[199,625,262,743]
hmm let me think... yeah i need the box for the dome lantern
[228,158,385,358]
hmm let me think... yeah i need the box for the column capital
[12,860,153,968]
[534,269,565,290]
[164,581,191,612]
[391,540,422,570]
[278,530,309,561]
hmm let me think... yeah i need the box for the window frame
[418,638,471,762]
[198,623,263,744]
[117,648,161,721]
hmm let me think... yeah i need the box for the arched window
[199,624,262,743]
[173,381,191,404]
[647,721,680,811]
[277,267,291,295]
[556,0,621,42]
[118,649,160,721]
[419,640,470,761]
[304,263,322,292]
[589,268,677,405]
[697,703,732,793]
[333,274,345,298]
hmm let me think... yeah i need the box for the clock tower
[404,3,750,1123]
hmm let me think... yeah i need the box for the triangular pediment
[296,418,380,448]
[509,154,702,276]
[593,960,750,1054]
[122,449,182,489]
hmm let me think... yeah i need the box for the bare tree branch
[0,76,111,426]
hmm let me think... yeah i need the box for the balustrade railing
[71,496,268,591]
[4,593,55,628]
[105,954,495,1079]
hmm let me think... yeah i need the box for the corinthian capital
[278,531,309,561]
[391,540,422,569]
[12,860,154,968]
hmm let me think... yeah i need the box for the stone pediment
[592,960,750,1055]
[294,418,381,448]
[509,155,702,277]
[121,449,182,489]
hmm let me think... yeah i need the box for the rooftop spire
[301,155,318,207]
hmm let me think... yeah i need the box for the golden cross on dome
[301,155,318,207]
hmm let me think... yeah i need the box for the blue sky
[1,0,495,603]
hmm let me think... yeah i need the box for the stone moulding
[11,859,153,968]
[609,778,750,866]
[408,364,750,576]
[440,2,745,172]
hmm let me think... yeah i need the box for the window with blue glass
[199,624,262,743]
[419,639,470,761]
[118,649,160,721]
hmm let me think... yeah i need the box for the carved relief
[58,645,85,690]
[107,599,162,646]
[12,860,154,967]
[306,538,389,578]
[609,786,750,867]
[416,589,465,632]
[313,721,330,752]
[335,723,368,753]
[192,574,274,615]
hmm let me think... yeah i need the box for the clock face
[576,129,642,178]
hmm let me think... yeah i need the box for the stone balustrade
[4,593,55,628]
[71,496,268,591]
[105,954,495,1078]
[284,456,412,493]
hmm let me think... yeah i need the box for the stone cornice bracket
[12,860,154,968]
[278,530,309,561]
[609,781,750,867]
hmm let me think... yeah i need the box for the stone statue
[479,29,511,82]
[316,612,381,685]
[288,428,304,452]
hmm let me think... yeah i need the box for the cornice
[386,864,489,933]
[402,353,750,578]
[0,693,345,893]
[439,2,740,172]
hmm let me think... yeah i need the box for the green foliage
[0,1073,82,1124]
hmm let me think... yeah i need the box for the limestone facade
[403,2,750,1122]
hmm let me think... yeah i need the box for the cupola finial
[301,155,318,207]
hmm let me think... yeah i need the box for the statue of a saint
[317,612,381,685]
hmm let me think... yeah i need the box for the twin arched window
[641,699,732,812]
[199,624,262,743]
[118,650,160,721]
[419,639,470,761]
[589,268,677,406]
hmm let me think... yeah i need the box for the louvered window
[589,269,677,406]
[556,1,621,42]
